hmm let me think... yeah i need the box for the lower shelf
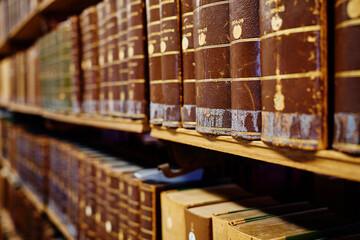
[151,126,360,182]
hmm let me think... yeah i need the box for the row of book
[0,0,41,43]
[0,0,358,154]
[0,173,67,240]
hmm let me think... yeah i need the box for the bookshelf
[0,157,75,240]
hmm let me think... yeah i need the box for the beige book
[0,58,11,103]
[227,208,351,240]
[161,184,252,240]
[212,201,313,240]
[185,196,278,240]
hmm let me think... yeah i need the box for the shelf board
[6,103,150,133]
[45,207,75,240]
[151,127,360,182]
[20,185,45,212]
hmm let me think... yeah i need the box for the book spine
[77,153,88,240]
[126,0,148,120]
[106,171,121,240]
[97,2,110,116]
[140,183,164,240]
[194,0,231,135]
[127,175,141,240]
[105,0,119,115]
[181,0,196,128]
[116,0,128,117]
[119,173,130,240]
[333,0,360,154]
[229,0,261,140]
[95,166,108,240]
[160,0,182,128]
[259,0,328,150]
[146,0,164,125]
[69,15,82,115]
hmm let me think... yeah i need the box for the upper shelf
[3,103,150,133]
[151,126,360,182]
[0,0,101,59]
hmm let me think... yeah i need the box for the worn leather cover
[181,0,196,128]
[80,6,100,115]
[260,0,328,150]
[230,0,261,140]
[160,0,182,128]
[333,0,360,154]
[106,168,121,240]
[126,0,148,120]
[113,0,129,117]
[97,2,109,116]
[146,0,164,125]
[126,173,143,240]
[105,0,119,116]
[194,0,231,135]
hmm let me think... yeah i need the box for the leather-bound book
[69,15,82,115]
[185,196,279,240]
[227,208,353,240]
[161,184,252,240]
[193,0,231,135]
[105,0,119,115]
[230,0,261,140]
[260,0,328,150]
[115,0,128,117]
[26,44,39,107]
[212,201,313,240]
[181,0,196,128]
[126,173,143,240]
[126,0,148,120]
[160,0,182,128]
[146,0,164,125]
[80,6,100,115]
[333,0,360,154]
[97,2,109,116]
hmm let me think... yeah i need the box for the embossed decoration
[271,14,283,31]
[347,0,360,19]
[119,48,125,60]
[182,36,189,50]
[198,32,206,46]
[105,221,112,233]
[148,43,155,55]
[160,41,167,53]
[128,46,134,57]
[233,24,242,39]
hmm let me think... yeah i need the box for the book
[181,0,196,128]
[115,0,129,117]
[230,0,262,140]
[97,2,110,116]
[260,0,328,150]
[25,43,40,107]
[212,201,314,240]
[126,0,148,120]
[161,184,252,240]
[80,6,100,115]
[333,0,360,154]
[160,0,182,128]
[185,196,279,240]
[193,0,231,135]
[227,208,352,240]
[146,0,164,125]
[105,0,119,116]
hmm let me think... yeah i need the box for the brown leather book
[126,173,143,240]
[230,0,261,140]
[126,0,148,120]
[80,6,100,115]
[146,0,164,125]
[97,2,109,116]
[160,0,182,128]
[333,0,360,154]
[260,0,328,150]
[104,0,119,116]
[193,0,231,135]
[181,0,196,128]
[115,0,129,118]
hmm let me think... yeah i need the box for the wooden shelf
[5,103,150,133]
[151,127,360,182]
[44,207,75,240]
[0,0,102,59]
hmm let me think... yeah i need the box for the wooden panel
[151,127,360,182]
